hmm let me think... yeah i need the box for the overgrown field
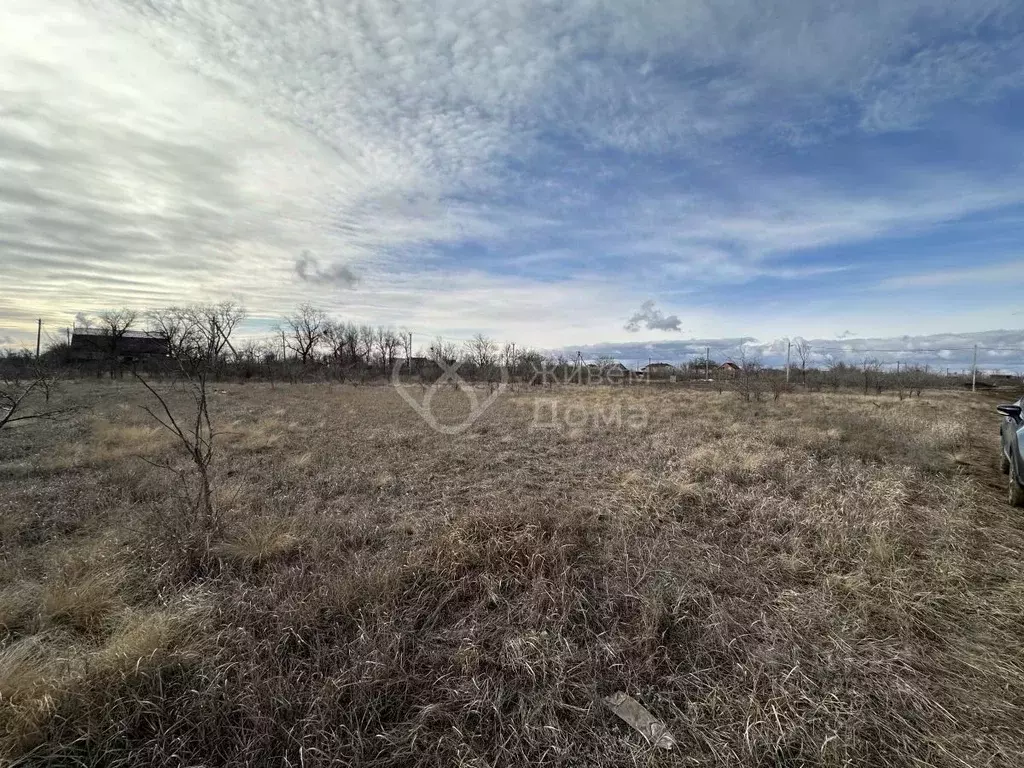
[2,381,1023,766]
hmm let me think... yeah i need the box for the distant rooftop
[72,327,165,339]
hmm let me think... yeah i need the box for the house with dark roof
[70,329,169,363]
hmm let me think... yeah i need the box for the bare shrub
[0,370,77,431]
[133,368,220,567]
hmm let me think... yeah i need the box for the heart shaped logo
[391,358,508,434]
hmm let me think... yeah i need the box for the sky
[2,0,1024,370]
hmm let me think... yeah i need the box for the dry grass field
[2,380,1023,766]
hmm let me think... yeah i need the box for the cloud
[2,0,1024,351]
[624,301,683,333]
[878,262,1020,289]
[570,329,1024,373]
[294,252,359,288]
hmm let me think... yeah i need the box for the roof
[70,329,169,359]
[73,327,171,340]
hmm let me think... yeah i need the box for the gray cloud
[294,252,359,288]
[624,300,683,333]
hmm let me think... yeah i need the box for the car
[998,397,1024,507]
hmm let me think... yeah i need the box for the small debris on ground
[603,692,677,750]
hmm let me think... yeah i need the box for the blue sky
[2,0,1024,368]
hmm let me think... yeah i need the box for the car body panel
[999,396,1024,482]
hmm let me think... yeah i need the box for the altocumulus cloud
[2,0,1024,350]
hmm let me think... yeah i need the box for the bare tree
[0,373,77,430]
[429,337,459,367]
[92,308,139,377]
[824,356,843,392]
[342,323,360,366]
[501,342,523,384]
[376,328,402,371]
[466,333,497,372]
[357,325,376,368]
[147,307,199,362]
[96,308,138,337]
[863,358,883,394]
[282,304,328,364]
[736,344,764,402]
[401,330,414,376]
[591,354,618,384]
[520,349,547,386]
[322,320,348,363]
[32,360,64,404]
[794,338,812,386]
[134,366,220,564]
[189,301,247,366]
[373,327,386,368]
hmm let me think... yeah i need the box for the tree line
[0,302,1000,395]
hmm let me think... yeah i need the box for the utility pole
[705,346,710,380]
[35,319,42,361]
[972,344,978,393]
[785,340,791,384]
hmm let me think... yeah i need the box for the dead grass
[1,380,1023,766]
[212,519,304,568]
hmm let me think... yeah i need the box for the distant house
[70,329,169,363]
[640,362,677,379]
[719,361,741,372]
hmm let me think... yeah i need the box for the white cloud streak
[878,262,1021,289]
